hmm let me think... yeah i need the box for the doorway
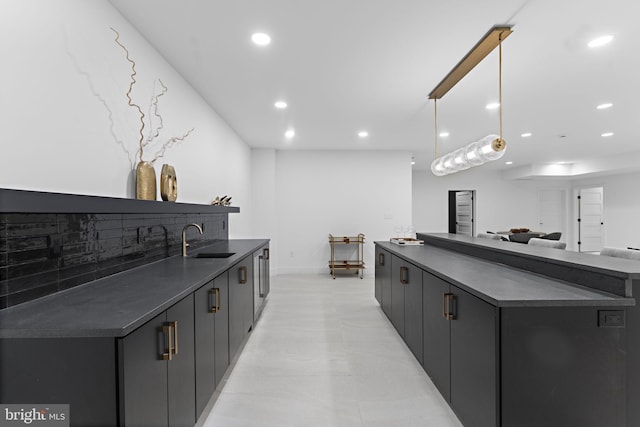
[449,190,476,236]
[537,188,566,239]
[576,186,604,252]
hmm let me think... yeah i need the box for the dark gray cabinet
[229,254,254,359]
[213,273,230,387]
[449,283,497,427]
[0,338,117,426]
[390,255,405,334]
[375,246,391,316]
[422,271,496,427]
[423,270,451,400]
[501,306,626,427]
[390,255,423,364]
[119,294,196,427]
[194,272,229,419]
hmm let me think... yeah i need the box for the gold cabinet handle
[443,293,456,320]
[378,253,385,266]
[172,320,178,355]
[209,288,220,313]
[400,266,409,285]
[442,293,447,319]
[162,324,173,361]
[239,266,248,284]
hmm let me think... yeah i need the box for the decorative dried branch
[149,128,195,164]
[146,79,167,144]
[111,27,146,162]
[110,28,193,166]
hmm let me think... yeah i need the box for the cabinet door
[119,311,169,427]
[390,255,406,335]
[166,294,196,427]
[501,306,626,427]
[450,287,497,427]
[241,256,255,332]
[213,272,230,387]
[374,246,391,314]
[423,271,451,401]
[229,255,253,359]
[0,337,117,427]
[194,281,217,418]
[404,261,423,365]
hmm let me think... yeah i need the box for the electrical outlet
[598,310,625,328]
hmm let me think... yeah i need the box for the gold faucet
[182,223,203,257]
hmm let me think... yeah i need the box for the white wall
[413,168,550,235]
[251,148,277,260]
[413,167,640,253]
[274,150,412,276]
[0,0,252,237]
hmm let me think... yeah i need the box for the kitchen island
[375,233,639,427]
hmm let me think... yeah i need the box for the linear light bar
[428,25,513,100]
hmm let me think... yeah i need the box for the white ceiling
[110,0,640,177]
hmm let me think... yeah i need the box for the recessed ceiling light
[601,132,614,137]
[439,132,450,137]
[596,103,613,110]
[505,161,513,165]
[358,131,369,138]
[588,35,614,48]
[285,129,295,139]
[251,32,271,46]
[274,101,287,109]
[486,102,500,110]
[520,132,532,138]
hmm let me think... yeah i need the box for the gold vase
[135,161,156,200]
[160,164,178,202]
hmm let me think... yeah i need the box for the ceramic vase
[135,161,156,200]
[160,164,178,202]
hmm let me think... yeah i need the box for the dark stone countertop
[0,239,268,338]
[376,240,634,308]
[419,233,640,279]
[418,233,640,297]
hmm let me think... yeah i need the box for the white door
[578,187,604,252]
[538,189,565,238]
[456,191,474,236]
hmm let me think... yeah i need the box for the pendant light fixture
[428,25,513,176]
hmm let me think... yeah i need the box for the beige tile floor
[198,274,463,427]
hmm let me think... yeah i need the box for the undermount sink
[192,252,236,259]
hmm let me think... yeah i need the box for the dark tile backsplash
[0,212,228,309]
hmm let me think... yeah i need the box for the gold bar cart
[328,234,365,279]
